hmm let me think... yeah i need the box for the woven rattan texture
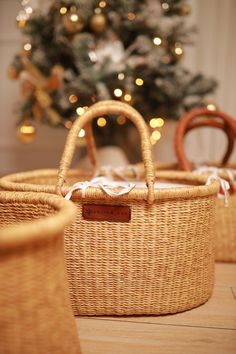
[64,194,216,316]
[215,194,236,262]
[174,108,236,263]
[0,194,80,354]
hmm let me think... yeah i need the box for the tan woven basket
[0,192,80,354]
[174,108,236,262]
[0,101,219,316]
[55,100,219,316]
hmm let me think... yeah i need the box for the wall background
[0,0,235,175]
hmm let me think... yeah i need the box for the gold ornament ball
[7,66,19,80]
[180,3,191,16]
[62,13,84,34]
[90,13,107,33]
[16,122,36,143]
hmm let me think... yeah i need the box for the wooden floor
[75,263,236,354]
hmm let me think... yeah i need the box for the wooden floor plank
[81,285,236,330]
[75,263,236,353]
[215,263,236,287]
[76,318,236,354]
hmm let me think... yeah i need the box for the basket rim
[0,168,91,194]
[0,191,76,249]
[0,169,221,201]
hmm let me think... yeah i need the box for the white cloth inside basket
[65,176,190,200]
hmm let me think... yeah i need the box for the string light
[99,1,107,8]
[151,130,161,141]
[149,117,165,128]
[153,37,162,46]
[97,117,107,127]
[25,6,33,14]
[16,11,29,28]
[135,78,144,86]
[127,12,136,20]
[174,46,183,56]
[69,94,78,103]
[162,2,170,10]
[118,73,125,80]
[19,125,35,134]
[70,14,79,22]
[207,103,217,111]
[78,129,85,138]
[114,88,123,97]
[76,107,85,115]
[123,94,132,103]
[60,7,67,14]
[94,7,102,14]
[117,116,126,125]
[24,43,32,51]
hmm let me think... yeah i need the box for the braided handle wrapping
[56,100,155,204]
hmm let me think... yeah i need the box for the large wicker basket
[0,192,80,354]
[55,100,219,316]
[174,108,236,262]
[0,101,219,316]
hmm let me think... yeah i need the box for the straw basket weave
[54,100,219,316]
[0,192,80,354]
[174,108,236,262]
[0,101,219,316]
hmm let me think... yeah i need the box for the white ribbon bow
[194,166,232,207]
[65,176,136,200]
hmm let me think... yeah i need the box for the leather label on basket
[82,204,131,222]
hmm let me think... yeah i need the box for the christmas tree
[9,0,217,161]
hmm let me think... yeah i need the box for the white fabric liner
[128,180,190,189]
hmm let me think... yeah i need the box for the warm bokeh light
[20,125,35,134]
[70,14,79,22]
[69,94,78,103]
[151,130,161,141]
[162,2,170,10]
[153,37,162,46]
[97,117,107,127]
[99,1,107,8]
[149,118,165,128]
[25,6,33,14]
[60,7,67,14]
[123,94,132,102]
[135,78,144,86]
[207,103,217,111]
[24,43,32,51]
[76,107,85,116]
[174,46,183,55]
[78,129,85,138]
[114,88,123,97]
[118,73,125,80]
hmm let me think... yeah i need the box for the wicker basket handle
[186,119,235,165]
[56,100,155,203]
[175,108,236,171]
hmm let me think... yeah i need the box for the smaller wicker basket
[174,108,236,262]
[0,192,80,354]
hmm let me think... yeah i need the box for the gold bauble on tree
[16,121,36,143]
[90,13,107,33]
[180,3,191,16]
